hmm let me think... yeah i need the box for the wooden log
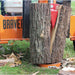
[30,3,51,64]
[51,5,67,63]
[30,3,71,64]
[50,5,63,55]
[63,1,71,37]
[51,3,71,63]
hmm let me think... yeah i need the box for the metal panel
[70,16,75,41]
[23,0,31,38]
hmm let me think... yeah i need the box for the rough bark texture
[63,1,71,37]
[51,6,66,63]
[30,3,51,64]
[30,3,71,64]
[51,4,71,63]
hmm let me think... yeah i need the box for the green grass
[71,1,75,15]
[0,1,75,75]
[1,40,30,54]
[0,40,59,75]
[0,38,74,74]
[1,40,30,62]
[0,62,59,74]
[63,38,75,58]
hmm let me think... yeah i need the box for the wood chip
[32,71,39,75]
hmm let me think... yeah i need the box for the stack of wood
[30,3,71,64]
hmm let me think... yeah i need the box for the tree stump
[51,3,71,63]
[51,6,66,63]
[30,3,71,64]
[63,1,71,37]
[30,3,51,64]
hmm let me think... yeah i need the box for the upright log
[30,3,71,64]
[63,0,71,37]
[51,6,66,63]
[51,4,71,63]
[30,3,51,64]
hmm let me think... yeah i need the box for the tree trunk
[30,3,71,64]
[51,6,66,63]
[30,3,51,64]
[63,0,71,37]
[51,2,71,63]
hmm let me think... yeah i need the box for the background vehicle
[0,0,59,44]
[70,16,75,50]
[0,0,72,48]
[0,0,23,44]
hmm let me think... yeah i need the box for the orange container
[0,15,23,43]
[70,16,75,41]
[38,0,48,3]
[39,63,61,68]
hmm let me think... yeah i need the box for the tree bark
[30,3,51,64]
[30,3,71,64]
[51,6,66,63]
[63,0,71,37]
[51,2,71,63]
